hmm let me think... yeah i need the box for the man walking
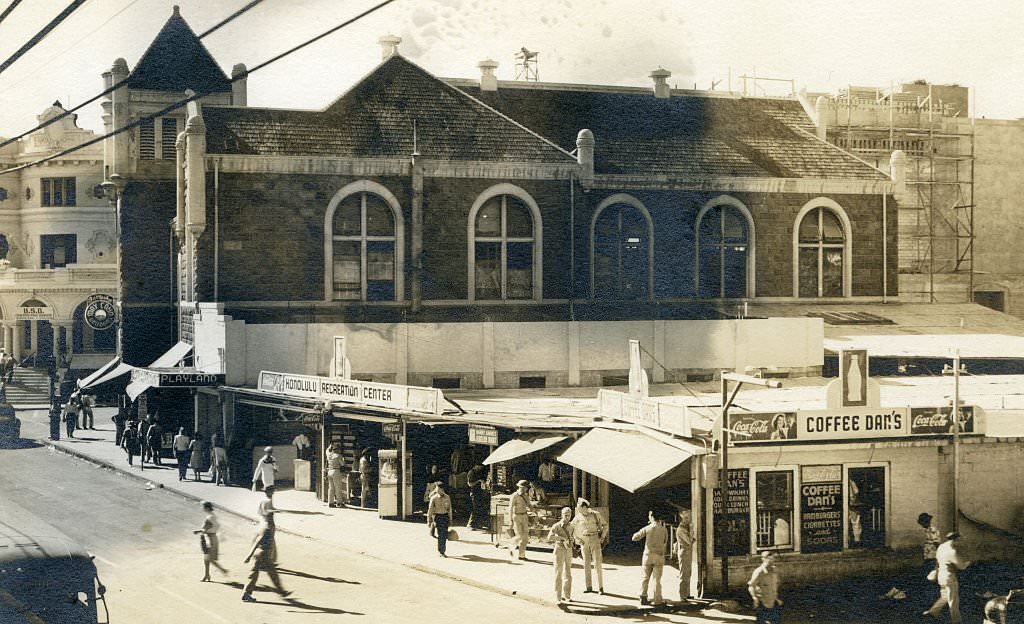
[572,497,607,594]
[466,463,487,529]
[427,481,453,557]
[632,510,668,606]
[924,532,971,623]
[173,428,192,481]
[252,446,278,491]
[325,442,347,508]
[547,506,574,604]
[145,417,163,466]
[508,479,535,561]
[748,551,782,624]
[80,392,94,429]
[241,512,290,602]
[676,510,695,602]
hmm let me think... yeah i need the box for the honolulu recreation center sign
[257,371,444,416]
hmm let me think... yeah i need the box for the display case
[490,493,574,550]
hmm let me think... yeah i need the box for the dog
[984,588,1024,624]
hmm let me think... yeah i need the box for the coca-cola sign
[729,412,797,442]
[910,406,976,435]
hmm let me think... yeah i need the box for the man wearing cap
[508,479,535,560]
[252,446,278,492]
[427,481,453,557]
[918,512,941,578]
[748,551,782,623]
[326,442,347,508]
[572,497,608,594]
[924,532,971,623]
[632,510,669,606]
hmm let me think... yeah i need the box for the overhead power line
[0,0,88,76]
[0,0,399,177]
[0,0,267,152]
[0,0,24,28]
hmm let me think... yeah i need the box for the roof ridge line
[791,123,892,179]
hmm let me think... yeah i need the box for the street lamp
[99,174,124,356]
[718,371,782,592]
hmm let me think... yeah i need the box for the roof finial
[172,5,180,16]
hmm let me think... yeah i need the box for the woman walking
[193,501,229,581]
[189,433,206,482]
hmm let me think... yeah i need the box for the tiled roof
[127,9,231,93]
[203,56,573,163]
[454,84,886,180]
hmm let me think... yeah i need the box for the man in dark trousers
[145,417,163,466]
[427,481,453,557]
[112,399,127,447]
[241,511,290,602]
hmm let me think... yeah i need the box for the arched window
[697,202,751,298]
[592,198,651,299]
[330,191,397,301]
[796,205,849,297]
[471,194,537,300]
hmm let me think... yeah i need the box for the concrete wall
[966,118,1024,317]
[220,316,824,388]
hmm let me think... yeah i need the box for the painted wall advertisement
[799,465,843,553]
[713,468,750,557]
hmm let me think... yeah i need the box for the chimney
[650,68,671,99]
[478,59,499,92]
[815,96,827,140]
[231,63,247,106]
[576,129,594,184]
[378,34,401,60]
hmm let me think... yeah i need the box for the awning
[483,434,568,465]
[556,428,701,493]
[78,358,122,387]
[150,341,192,367]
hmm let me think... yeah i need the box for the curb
[37,434,575,610]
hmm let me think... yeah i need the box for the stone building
[0,103,117,371]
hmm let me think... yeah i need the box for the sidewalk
[20,405,730,619]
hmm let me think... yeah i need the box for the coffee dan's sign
[257,371,444,416]
[731,405,983,443]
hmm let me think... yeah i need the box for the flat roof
[742,302,1024,358]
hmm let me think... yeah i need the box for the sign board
[800,465,843,553]
[17,299,52,320]
[382,422,402,443]
[731,405,984,443]
[257,370,444,416]
[598,388,690,438]
[469,424,499,446]
[83,293,117,331]
[712,468,750,557]
[131,368,224,388]
[839,349,868,407]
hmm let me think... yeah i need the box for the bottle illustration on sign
[846,354,863,404]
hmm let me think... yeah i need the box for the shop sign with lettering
[712,468,750,557]
[468,424,499,446]
[910,406,977,435]
[729,412,797,442]
[382,422,402,443]
[598,389,690,437]
[257,370,444,415]
[130,368,224,388]
[17,301,52,320]
[84,293,117,330]
[800,465,843,553]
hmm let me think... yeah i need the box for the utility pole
[719,371,782,592]
[952,350,961,532]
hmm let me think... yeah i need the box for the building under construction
[806,82,975,304]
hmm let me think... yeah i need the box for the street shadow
[450,553,519,565]
[282,596,364,615]
[62,436,105,442]
[0,438,42,450]
[277,567,360,584]
[276,509,330,516]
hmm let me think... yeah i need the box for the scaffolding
[514,47,538,82]
[825,82,975,303]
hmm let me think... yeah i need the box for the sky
[1,0,1023,137]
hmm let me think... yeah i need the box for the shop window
[432,377,461,389]
[330,191,397,301]
[755,470,794,550]
[796,205,849,298]
[697,203,751,298]
[592,200,651,299]
[519,376,546,389]
[847,466,886,549]
[470,193,538,300]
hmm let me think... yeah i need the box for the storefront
[710,401,989,589]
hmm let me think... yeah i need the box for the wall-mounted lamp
[99,173,124,202]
